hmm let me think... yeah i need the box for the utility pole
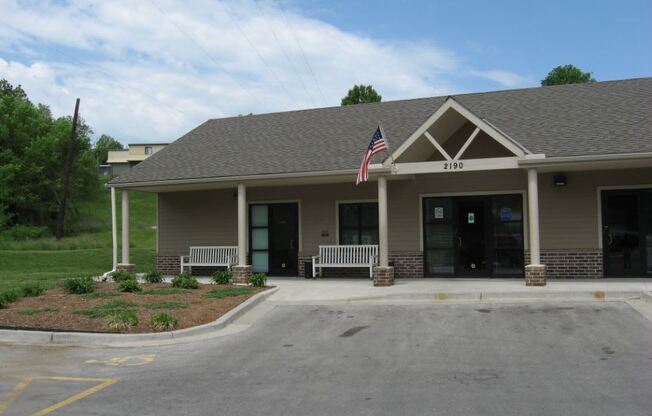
[56,98,80,240]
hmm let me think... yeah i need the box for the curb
[271,289,651,305]
[0,287,278,347]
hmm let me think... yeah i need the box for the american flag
[356,126,388,185]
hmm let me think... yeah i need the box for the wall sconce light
[554,174,567,187]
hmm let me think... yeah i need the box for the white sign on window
[468,212,475,224]
[434,207,444,219]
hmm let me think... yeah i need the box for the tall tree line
[0,79,99,238]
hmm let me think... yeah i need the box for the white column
[527,168,541,265]
[111,187,117,270]
[121,190,130,264]
[378,176,389,267]
[237,183,247,266]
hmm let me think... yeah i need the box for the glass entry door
[423,194,524,277]
[456,198,488,275]
[602,189,652,277]
[250,203,299,276]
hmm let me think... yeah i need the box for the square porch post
[525,168,546,285]
[233,183,253,284]
[373,176,394,286]
[117,189,135,273]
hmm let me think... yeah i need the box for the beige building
[106,143,168,175]
[108,78,652,285]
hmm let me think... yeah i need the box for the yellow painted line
[30,376,117,416]
[0,377,32,414]
[85,354,155,367]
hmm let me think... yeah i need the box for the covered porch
[108,97,652,285]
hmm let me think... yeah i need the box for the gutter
[107,165,392,189]
[518,152,652,167]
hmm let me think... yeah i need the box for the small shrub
[249,273,267,287]
[21,282,45,297]
[105,310,139,332]
[171,272,199,289]
[111,271,135,283]
[212,270,232,285]
[144,270,163,283]
[150,313,178,331]
[64,276,95,294]
[204,287,253,299]
[117,277,142,293]
[0,290,20,308]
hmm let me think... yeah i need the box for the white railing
[312,245,378,278]
[180,246,238,274]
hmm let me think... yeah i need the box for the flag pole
[378,120,396,168]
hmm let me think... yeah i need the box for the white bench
[312,245,379,278]
[180,246,238,274]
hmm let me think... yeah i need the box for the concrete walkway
[265,277,652,303]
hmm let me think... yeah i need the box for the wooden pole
[56,98,80,240]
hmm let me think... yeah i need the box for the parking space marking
[85,354,155,367]
[0,376,116,416]
[0,377,31,414]
[31,377,116,416]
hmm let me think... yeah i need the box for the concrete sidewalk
[266,277,652,303]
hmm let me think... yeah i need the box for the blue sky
[0,0,650,143]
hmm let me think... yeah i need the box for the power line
[148,0,271,113]
[217,0,300,105]
[253,0,317,107]
[274,0,328,106]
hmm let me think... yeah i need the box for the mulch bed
[0,283,267,334]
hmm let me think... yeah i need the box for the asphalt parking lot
[1,301,652,415]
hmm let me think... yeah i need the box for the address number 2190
[444,162,464,170]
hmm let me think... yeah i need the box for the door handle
[607,234,613,246]
[457,236,462,248]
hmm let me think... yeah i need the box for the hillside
[0,178,156,292]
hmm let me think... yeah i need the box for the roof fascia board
[518,152,652,167]
[108,164,390,189]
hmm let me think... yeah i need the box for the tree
[0,79,98,237]
[541,65,596,86]
[341,85,382,105]
[94,134,123,164]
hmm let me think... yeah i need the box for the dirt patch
[0,283,267,333]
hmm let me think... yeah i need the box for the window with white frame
[338,203,378,245]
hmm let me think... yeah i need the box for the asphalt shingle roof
[110,77,652,185]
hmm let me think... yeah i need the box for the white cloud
[468,69,534,87]
[0,0,532,143]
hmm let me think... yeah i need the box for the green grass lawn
[0,179,156,293]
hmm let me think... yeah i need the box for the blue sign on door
[499,207,512,222]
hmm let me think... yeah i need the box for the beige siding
[158,189,237,255]
[539,168,652,250]
[157,167,652,257]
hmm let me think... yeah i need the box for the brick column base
[373,266,395,287]
[525,264,547,286]
[116,263,135,273]
[232,265,253,284]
